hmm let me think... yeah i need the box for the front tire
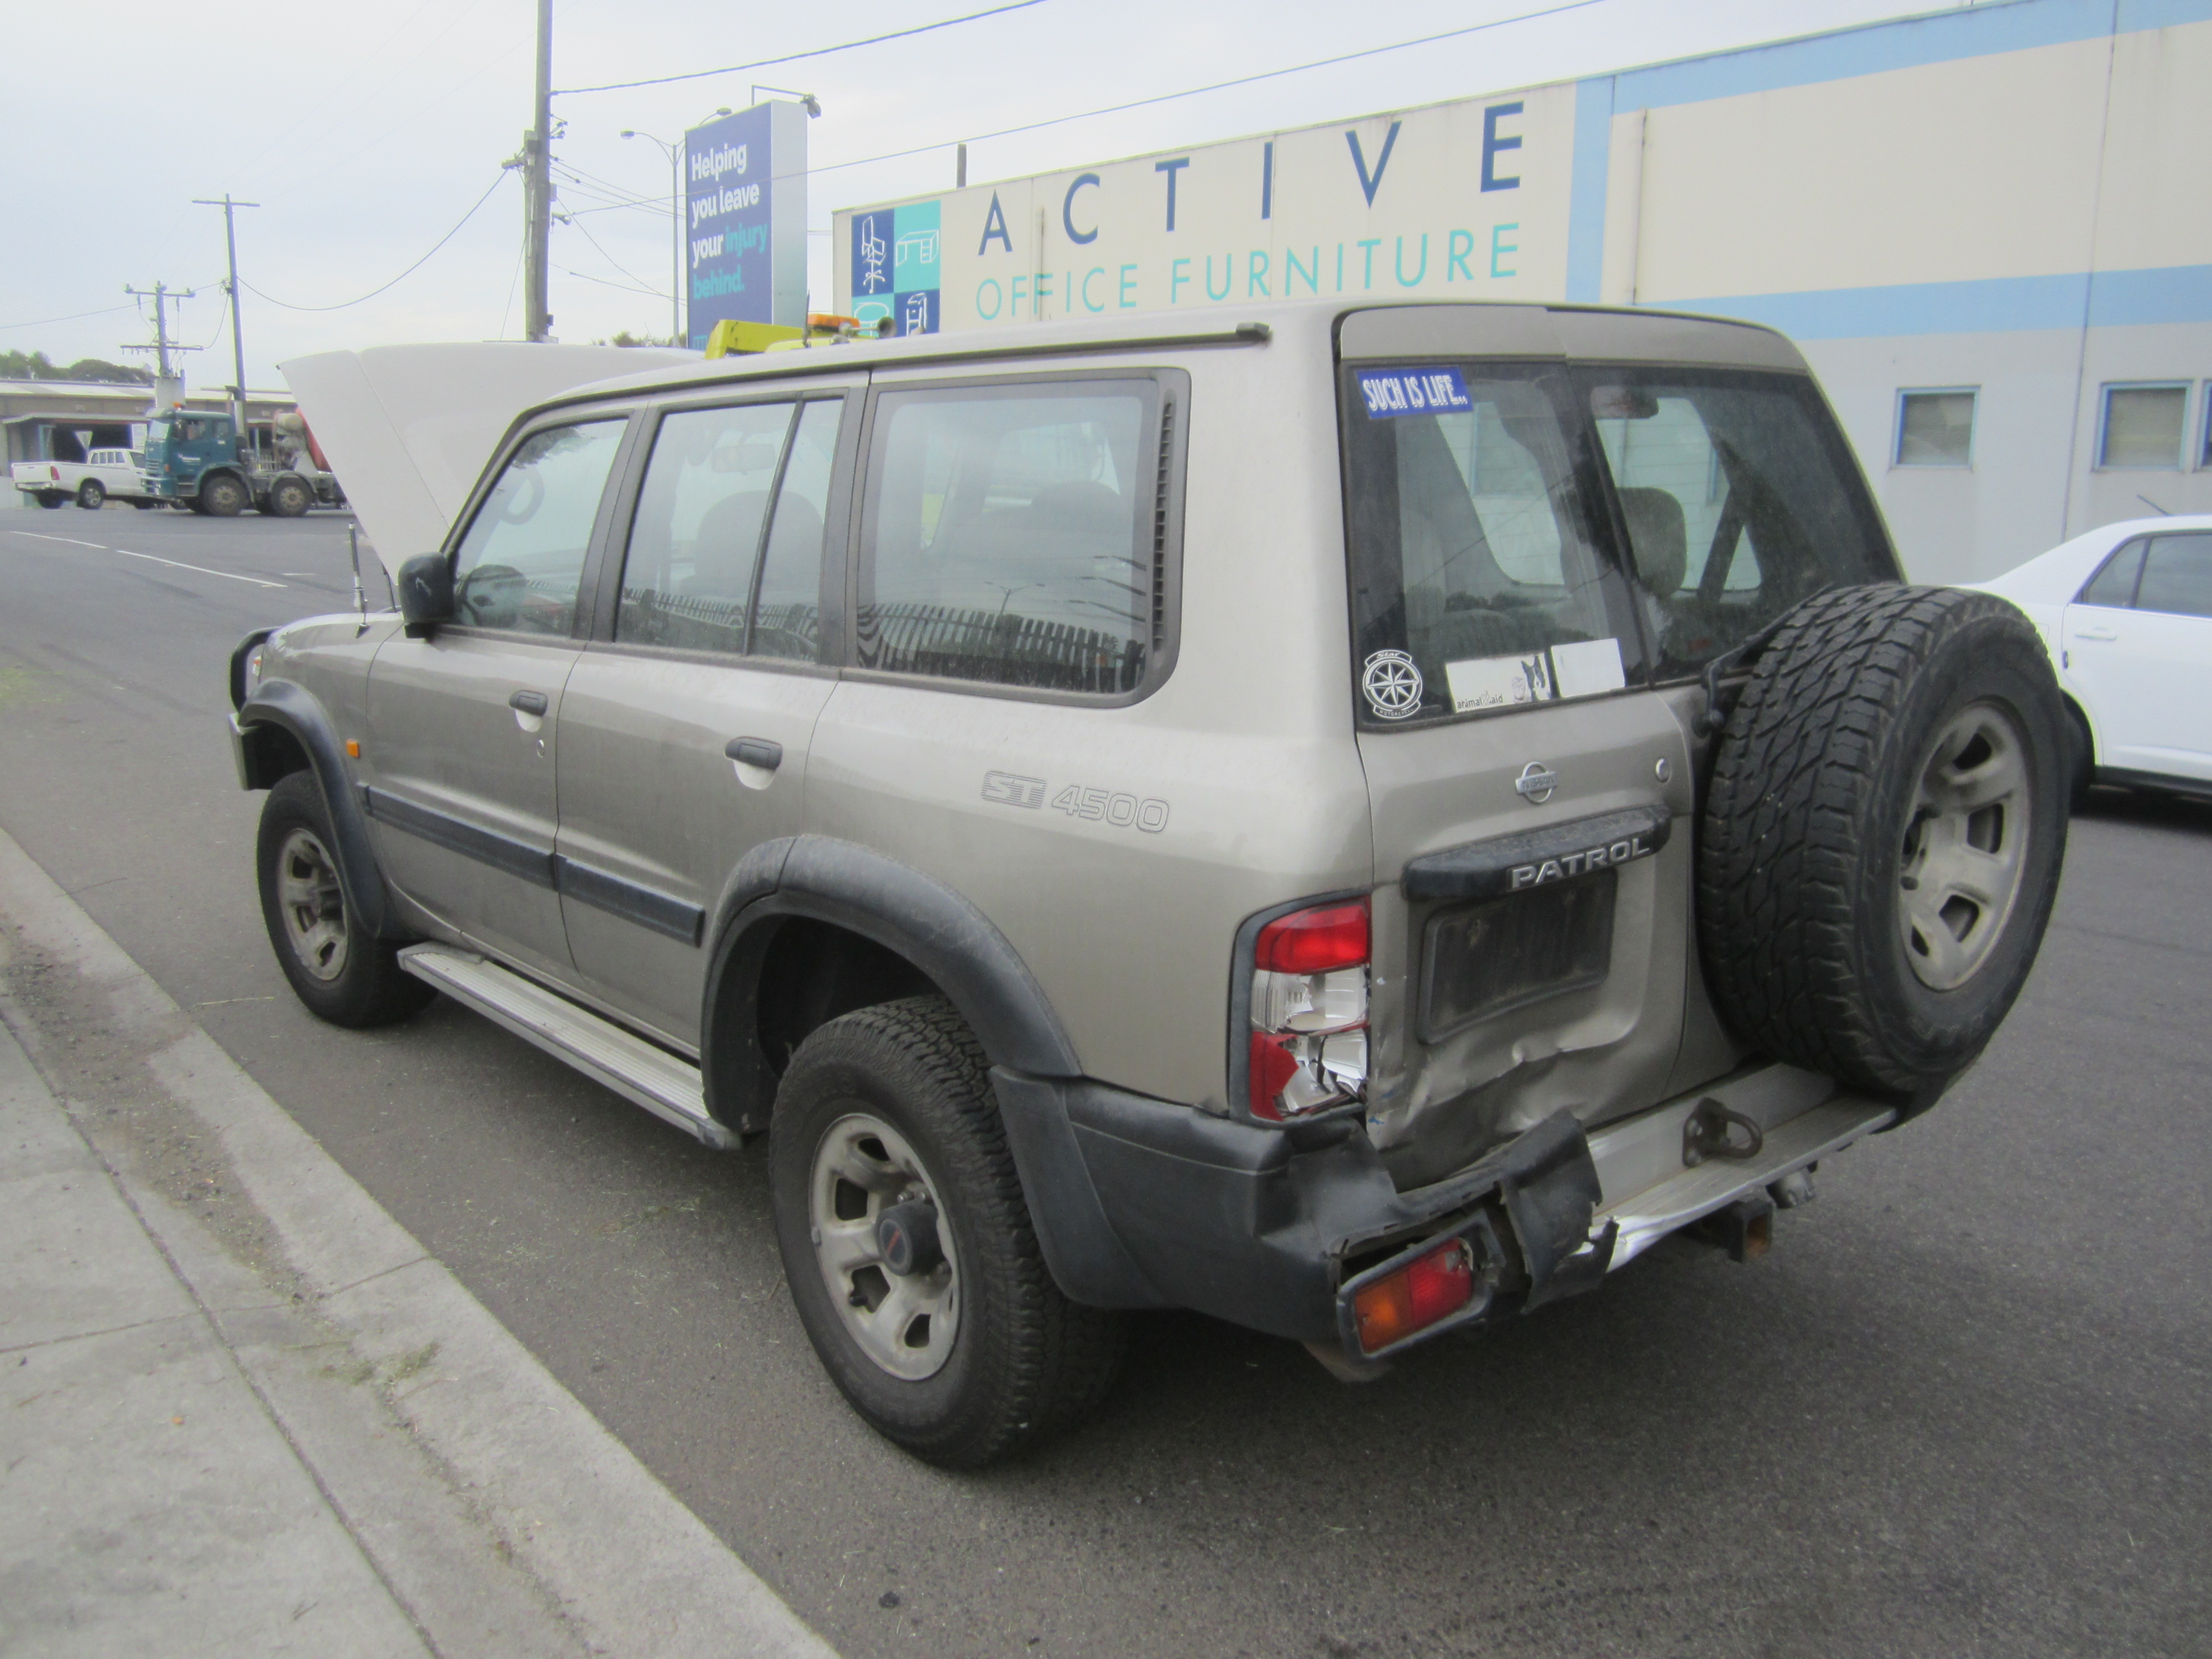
[200,473,248,517]
[770,997,1125,1467]
[76,479,105,509]
[255,771,431,1027]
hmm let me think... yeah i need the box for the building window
[2201,383,2212,469]
[2098,383,2187,469]
[1895,389,1977,467]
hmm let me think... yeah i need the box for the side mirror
[397,553,455,639]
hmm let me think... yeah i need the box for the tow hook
[1683,1097,1764,1166]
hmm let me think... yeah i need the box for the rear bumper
[995,1062,1892,1357]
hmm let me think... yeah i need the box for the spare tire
[1697,586,2067,1102]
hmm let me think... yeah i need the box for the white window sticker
[1550,637,1627,699]
[1446,651,1556,712]
[1446,639,1625,713]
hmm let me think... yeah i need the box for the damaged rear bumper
[992,1062,1894,1362]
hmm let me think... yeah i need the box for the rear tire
[76,480,105,509]
[266,477,312,518]
[256,771,431,1028]
[200,473,248,517]
[770,996,1126,1467]
[1698,586,2068,1103]
[35,491,64,509]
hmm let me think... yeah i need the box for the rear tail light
[1352,1237,1475,1354]
[1248,898,1369,1120]
[49,465,61,480]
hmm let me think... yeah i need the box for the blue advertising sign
[849,199,941,337]
[686,106,775,346]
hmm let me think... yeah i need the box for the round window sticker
[1361,650,1424,720]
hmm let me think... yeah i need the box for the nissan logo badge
[1514,762,1558,804]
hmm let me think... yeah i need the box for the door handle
[2072,627,2119,642]
[725,737,783,770]
[509,689,550,715]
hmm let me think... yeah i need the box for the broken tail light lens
[1353,1237,1475,1354]
[1249,899,1369,1120]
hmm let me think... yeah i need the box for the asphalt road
[2,505,2206,1659]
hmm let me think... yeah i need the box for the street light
[750,84,821,116]
[619,129,682,346]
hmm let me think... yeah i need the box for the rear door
[1340,309,1901,1176]
[360,414,633,980]
[550,382,860,1046]
[2064,530,2212,782]
[1341,318,1689,1180]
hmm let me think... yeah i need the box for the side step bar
[398,944,734,1150]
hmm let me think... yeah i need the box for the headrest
[1618,487,1688,598]
[1027,479,1129,536]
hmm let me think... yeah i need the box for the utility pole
[122,282,201,409]
[192,195,259,443]
[522,0,554,342]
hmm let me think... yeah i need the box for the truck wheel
[76,480,105,509]
[255,771,432,1028]
[770,995,1126,1468]
[1698,586,2068,1106]
[267,477,312,518]
[200,473,248,517]
[35,491,64,509]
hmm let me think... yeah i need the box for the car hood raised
[280,342,695,577]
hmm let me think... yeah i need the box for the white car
[1975,515,2212,801]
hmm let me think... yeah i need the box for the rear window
[1585,367,1895,677]
[1342,359,1898,723]
[1342,363,1640,725]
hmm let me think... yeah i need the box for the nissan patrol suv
[231,301,2067,1467]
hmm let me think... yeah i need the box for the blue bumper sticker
[1357,367,1473,418]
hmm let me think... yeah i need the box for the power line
[557,264,668,299]
[555,0,1048,96]
[559,211,667,298]
[0,302,138,332]
[808,0,1613,178]
[242,174,512,312]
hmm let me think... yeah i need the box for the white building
[834,0,2212,582]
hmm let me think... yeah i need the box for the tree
[0,349,153,385]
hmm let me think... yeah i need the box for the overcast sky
[3,0,1949,388]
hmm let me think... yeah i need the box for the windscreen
[1582,366,1896,676]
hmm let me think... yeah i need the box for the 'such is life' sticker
[1357,367,1472,418]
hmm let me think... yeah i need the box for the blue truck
[138,409,345,517]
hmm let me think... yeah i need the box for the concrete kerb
[0,824,839,1659]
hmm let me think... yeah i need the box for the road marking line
[112,549,285,588]
[9,531,108,549]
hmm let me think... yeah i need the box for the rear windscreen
[1342,359,1898,725]
[1342,364,1639,726]
[1583,366,1897,677]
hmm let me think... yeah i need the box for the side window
[615,403,795,654]
[751,399,841,661]
[858,380,1156,695]
[452,419,627,637]
[2135,533,2212,619]
[2076,540,2144,608]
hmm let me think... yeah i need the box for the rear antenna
[348,523,369,626]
